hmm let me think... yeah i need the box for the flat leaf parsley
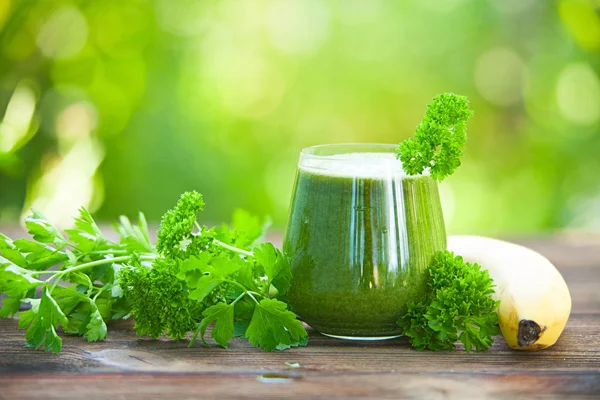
[0,191,307,353]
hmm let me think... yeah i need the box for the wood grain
[0,231,599,399]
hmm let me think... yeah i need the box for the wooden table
[1,234,599,399]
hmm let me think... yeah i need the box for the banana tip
[517,319,545,347]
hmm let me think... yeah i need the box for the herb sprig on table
[0,191,307,353]
[397,251,500,352]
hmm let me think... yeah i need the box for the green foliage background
[0,0,599,234]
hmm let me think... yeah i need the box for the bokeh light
[0,0,599,235]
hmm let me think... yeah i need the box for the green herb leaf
[398,93,473,181]
[197,302,235,348]
[13,239,69,271]
[84,307,107,342]
[25,210,68,250]
[65,207,111,253]
[21,288,69,353]
[119,257,203,340]
[115,213,154,253]
[246,298,308,351]
[1,190,303,354]
[397,251,499,352]
[231,209,269,248]
[0,233,27,267]
[156,191,205,260]
[0,261,44,316]
[253,243,292,296]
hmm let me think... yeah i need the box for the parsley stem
[192,220,253,257]
[29,255,156,276]
[230,292,246,306]
[246,291,260,305]
[224,279,249,294]
[48,274,62,294]
[213,239,253,257]
[92,285,108,302]
[89,249,128,255]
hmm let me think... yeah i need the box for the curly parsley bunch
[397,251,499,352]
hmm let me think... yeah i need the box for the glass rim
[300,143,398,160]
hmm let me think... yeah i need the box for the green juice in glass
[283,144,446,339]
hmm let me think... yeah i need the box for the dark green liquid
[283,169,446,337]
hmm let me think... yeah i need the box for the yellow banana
[447,236,571,350]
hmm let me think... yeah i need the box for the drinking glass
[283,143,446,339]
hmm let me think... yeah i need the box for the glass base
[321,332,401,341]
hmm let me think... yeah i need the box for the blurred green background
[0,0,599,235]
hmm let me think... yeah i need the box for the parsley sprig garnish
[397,251,499,352]
[0,209,153,353]
[0,191,307,353]
[398,93,474,180]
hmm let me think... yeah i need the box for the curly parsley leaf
[398,251,499,352]
[156,191,205,260]
[119,257,203,340]
[398,93,474,181]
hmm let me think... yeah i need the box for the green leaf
[115,213,154,253]
[25,210,68,250]
[209,253,244,278]
[52,285,90,316]
[84,307,107,342]
[63,302,92,335]
[231,209,269,248]
[39,287,69,329]
[25,319,48,350]
[397,251,499,352]
[0,233,27,267]
[188,275,223,302]
[197,302,235,348]
[178,254,243,302]
[65,207,111,253]
[21,288,69,353]
[276,335,308,351]
[397,93,473,181]
[69,271,93,290]
[13,239,69,270]
[245,298,307,351]
[43,326,63,354]
[118,257,201,340]
[156,191,205,259]
[253,243,291,295]
[0,262,44,317]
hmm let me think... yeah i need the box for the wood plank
[1,372,599,400]
[1,314,599,375]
